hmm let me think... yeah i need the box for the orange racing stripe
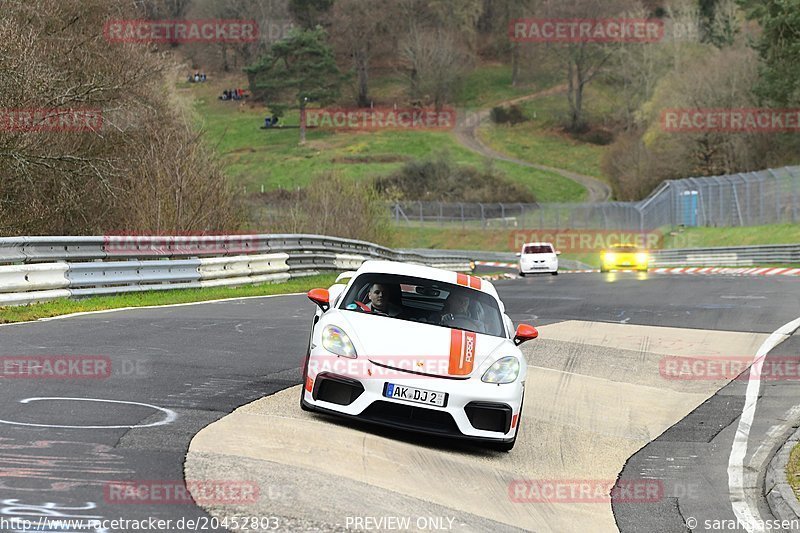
[449,329,476,376]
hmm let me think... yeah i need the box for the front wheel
[551,271,558,276]
[519,272,526,277]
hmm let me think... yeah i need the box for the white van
[517,242,559,276]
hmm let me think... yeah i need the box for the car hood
[325,310,511,378]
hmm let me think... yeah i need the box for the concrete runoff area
[185,320,773,532]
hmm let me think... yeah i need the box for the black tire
[600,267,608,273]
[551,271,558,276]
[519,272,526,277]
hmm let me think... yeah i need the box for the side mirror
[307,288,330,312]
[515,252,521,257]
[514,324,538,345]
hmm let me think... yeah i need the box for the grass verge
[787,443,800,501]
[181,74,586,203]
[663,224,800,249]
[0,274,337,324]
[476,84,616,181]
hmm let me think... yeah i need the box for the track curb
[765,426,800,523]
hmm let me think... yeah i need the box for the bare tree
[186,0,291,72]
[329,0,395,107]
[529,0,639,132]
[0,0,242,234]
[401,28,473,111]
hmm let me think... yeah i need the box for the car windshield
[523,244,553,254]
[339,273,505,338]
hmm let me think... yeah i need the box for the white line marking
[0,397,177,429]
[728,316,800,533]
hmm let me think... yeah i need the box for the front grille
[360,401,461,435]
[464,401,512,433]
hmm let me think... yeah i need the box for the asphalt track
[0,272,797,532]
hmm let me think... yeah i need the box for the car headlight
[481,356,520,384]
[635,253,648,263]
[322,325,357,358]
[603,252,617,263]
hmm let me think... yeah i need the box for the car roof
[522,242,553,247]
[353,260,500,301]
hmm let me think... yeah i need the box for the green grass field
[787,443,800,502]
[0,274,336,324]
[183,69,587,202]
[454,64,560,109]
[476,84,618,181]
[661,224,800,248]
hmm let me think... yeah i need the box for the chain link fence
[391,166,800,230]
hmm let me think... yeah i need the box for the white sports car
[301,260,538,451]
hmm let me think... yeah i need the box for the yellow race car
[600,244,649,272]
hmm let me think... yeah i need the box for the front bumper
[602,261,648,271]
[519,261,558,274]
[302,358,523,442]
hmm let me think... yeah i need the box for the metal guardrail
[0,235,474,306]
[651,244,800,267]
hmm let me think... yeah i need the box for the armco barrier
[651,244,800,267]
[0,235,473,306]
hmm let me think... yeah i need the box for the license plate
[384,383,447,407]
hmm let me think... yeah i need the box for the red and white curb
[652,267,800,276]
[548,267,800,276]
